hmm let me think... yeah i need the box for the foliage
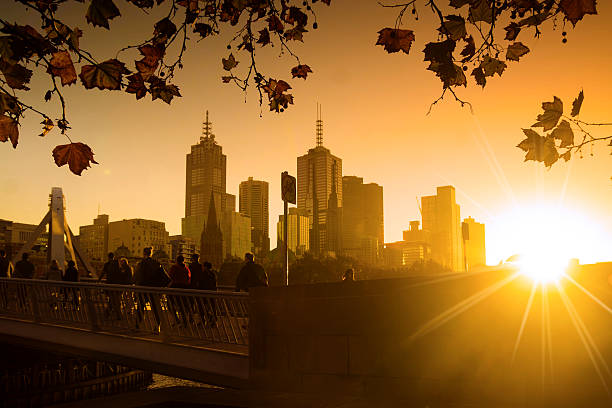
[376,0,598,109]
[517,90,612,168]
[0,0,330,174]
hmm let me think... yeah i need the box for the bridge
[0,278,249,388]
[2,267,612,407]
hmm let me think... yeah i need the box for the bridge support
[11,187,96,277]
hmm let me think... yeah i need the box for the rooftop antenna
[201,110,215,141]
[316,102,323,147]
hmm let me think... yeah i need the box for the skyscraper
[296,108,342,257]
[181,111,234,248]
[239,177,270,257]
[200,192,223,268]
[277,208,310,257]
[462,216,486,270]
[342,176,384,265]
[421,186,464,272]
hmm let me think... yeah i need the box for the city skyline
[1,3,611,265]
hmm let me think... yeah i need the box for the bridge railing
[0,278,249,346]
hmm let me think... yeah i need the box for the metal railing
[0,278,249,346]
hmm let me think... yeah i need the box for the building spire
[201,110,215,141]
[316,102,323,147]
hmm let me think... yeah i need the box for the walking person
[202,261,218,327]
[167,255,191,327]
[62,260,80,308]
[118,257,133,284]
[0,250,12,278]
[235,253,268,292]
[134,247,168,332]
[98,253,121,284]
[46,259,62,280]
[14,253,35,279]
[188,254,204,290]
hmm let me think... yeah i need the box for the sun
[490,203,607,284]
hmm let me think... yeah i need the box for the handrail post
[84,288,100,331]
[29,284,41,323]
[151,293,170,343]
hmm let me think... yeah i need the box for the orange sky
[1,1,611,264]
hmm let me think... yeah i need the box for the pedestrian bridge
[0,278,249,388]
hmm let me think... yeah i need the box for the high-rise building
[296,109,342,257]
[225,212,252,259]
[462,216,486,270]
[108,218,171,259]
[182,111,234,248]
[277,208,310,257]
[200,192,223,268]
[78,214,109,261]
[239,177,269,257]
[421,186,464,271]
[342,176,384,265]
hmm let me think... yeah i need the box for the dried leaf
[550,120,574,148]
[376,28,416,54]
[222,53,238,71]
[257,28,271,46]
[194,23,213,39]
[79,59,129,90]
[47,50,77,85]
[468,0,494,24]
[559,0,597,26]
[428,61,467,88]
[0,114,19,148]
[0,60,33,90]
[504,22,521,41]
[532,96,563,131]
[267,15,284,33]
[39,118,54,137]
[439,15,466,41]
[52,142,99,175]
[291,64,312,79]
[149,77,181,104]
[86,0,121,29]
[560,150,572,161]
[460,35,476,62]
[480,55,506,77]
[506,42,530,61]
[0,92,20,115]
[153,17,177,44]
[517,129,559,167]
[283,25,307,42]
[571,90,584,117]
[125,73,147,99]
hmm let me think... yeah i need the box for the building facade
[462,216,486,270]
[239,177,270,257]
[78,214,109,261]
[341,176,384,265]
[169,235,197,261]
[108,219,171,259]
[182,111,234,248]
[277,208,310,257]
[421,186,464,272]
[296,116,342,257]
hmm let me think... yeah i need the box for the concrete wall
[249,269,612,406]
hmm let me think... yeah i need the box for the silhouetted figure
[63,260,79,282]
[236,253,268,292]
[168,255,191,288]
[134,247,167,331]
[188,254,204,290]
[118,257,133,284]
[14,253,35,279]
[0,250,12,278]
[99,252,121,284]
[46,259,62,281]
[342,268,355,282]
[202,261,218,291]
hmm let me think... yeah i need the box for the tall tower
[239,177,270,257]
[182,111,234,248]
[421,186,464,272]
[200,192,223,268]
[296,107,343,257]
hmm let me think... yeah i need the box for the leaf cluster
[376,0,597,107]
[1,0,330,174]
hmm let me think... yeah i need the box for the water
[147,373,219,390]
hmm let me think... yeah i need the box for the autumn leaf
[0,92,20,115]
[550,120,574,148]
[47,51,77,86]
[0,114,19,148]
[423,39,455,64]
[560,150,572,162]
[460,35,475,62]
[267,15,284,33]
[149,77,181,104]
[221,76,233,83]
[291,64,312,79]
[284,26,307,42]
[471,67,486,87]
[194,23,213,39]
[263,79,293,112]
[86,0,121,30]
[506,42,530,62]
[559,0,597,27]
[153,17,177,44]
[468,0,494,24]
[480,55,506,77]
[428,61,466,88]
[79,59,129,90]
[438,15,466,41]
[0,60,33,90]
[532,96,563,131]
[376,28,415,55]
[125,73,147,99]
[283,6,308,27]
[571,90,584,117]
[222,53,238,71]
[257,28,271,46]
[39,118,54,137]
[52,142,99,175]
[135,44,164,80]
[504,22,521,41]
[70,28,83,50]
[517,129,559,167]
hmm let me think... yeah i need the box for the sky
[1,1,611,265]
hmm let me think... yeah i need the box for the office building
[78,214,109,261]
[462,216,486,270]
[342,176,384,265]
[108,218,171,259]
[277,208,310,257]
[239,177,270,257]
[421,186,464,271]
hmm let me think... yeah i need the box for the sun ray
[542,284,554,383]
[408,272,519,342]
[512,281,538,365]
[405,268,497,289]
[556,283,612,395]
[563,273,612,315]
[436,174,496,221]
